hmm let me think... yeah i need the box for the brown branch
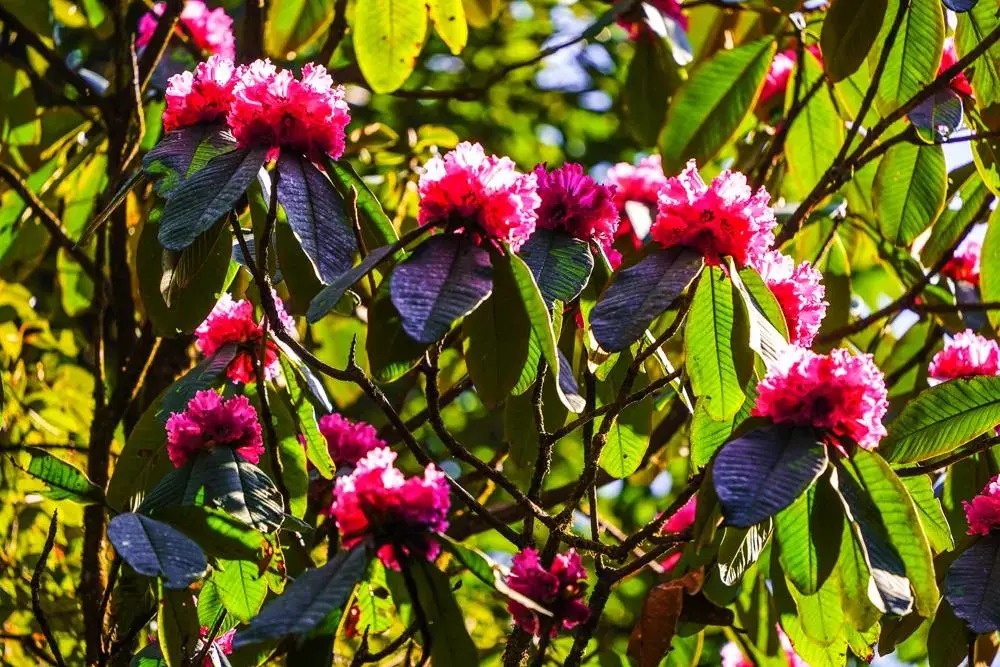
[31,512,66,667]
[318,0,350,65]
[896,436,1000,477]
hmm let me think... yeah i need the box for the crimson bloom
[228,60,351,162]
[940,37,974,98]
[162,55,236,132]
[965,475,1000,536]
[751,250,828,347]
[329,447,450,571]
[604,155,667,247]
[138,1,235,59]
[722,627,805,667]
[928,330,1000,382]
[652,160,777,268]
[753,347,889,451]
[662,495,697,535]
[165,390,263,468]
[533,163,618,246]
[941,236,981,285]
[618,0,687,39]
[506,548,589,637]
[200,627,235,667]
[758,46,824,111]
[418,142,540,252]
[318,413,386,467]
[194,293,294,385]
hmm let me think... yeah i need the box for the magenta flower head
[754,347,889,451]
[162,55,237,132]
[506,548,589,637]
[165,390,264,468]
[759,50,796,109]
[604,155,667,247]
[940,37,974,98]
[418,142,541,252]
[964,475,1000,536]
[318,413,386,467]
[617,0,688,39]
[195,293,295,385]
[928,330,1000,383]
[750,250,828,347]
[200,627,235,666]
[661,495,697,535]
[652,160,777,268]
[533,163,619,246]
[138,1,236,59]
[227,60,351,162]
[723,627,804,667]
[941,236,981,285]
[329,447,450,571]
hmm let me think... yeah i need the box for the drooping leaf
[214,559,268,622]
[712,425,828,528]
[234,548,366,647]
[623,34,681,146]
[265,0,335,58]
[909,89,964,140]
[277,153,357,284]
[689,395,753,470]
[25,448,104,505]
[873,142,947,245]
[598,348,653,478]
[142,124,233,198]
[591,247,702,353]
[784,51,845,200]
[353,0,428,93]
[946,534,1000,633]
[390,234,493,344]
[718,521,772,586]
[775,479,844,595]
[820,0,888,82]
[405,560,479,666]
[108,513,208,589]
[428,0,467,54]
[956,4,1000,106]
[981,205,1000,330]
[158,583,200,667]
[159,146,268,251]
[901,475,954,553]
[517,229,594,309]
[157,346,237,423]
[278,355,335,479]
[367,281,428,382]
[200,448,285,533]
[150,506,265,561]
[660,37,776,172]
[306,245,393,322]
[326,159,399,251]
[920,168,990,267]
[872,0,945,116]
[881,375,1000,463]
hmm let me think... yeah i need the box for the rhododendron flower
[329,447,450,570]
[652,160,777,268]
[722,627,804,667]
[418,142,540,252]
[506,548,589,637]
[758,46,824,110]
[162,55,236,132]
[662,495,697,534]
[751,250,828,347]
[941,236,981,285]
[964,475,1000,536]
[618,0,688,39]
[318,413,386,467]
[533,163,619,246]
[200,627,235,666]
[928,330,1000,382]
[138,1,235,59]
[228,60,351,162]
[753,347,889,451]
[195,293,294,385]
[940,37,974,98]
[165,390,263,468]
[604,155,667,247]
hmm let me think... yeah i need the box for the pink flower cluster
[195,293,294,385]
[662,495,697,535]
[618,0,688,39]
[751,250,828,347]
[506,548,590,637]
[329,447,450,570]
[165,390,263,468]
[138,1,235,59]
[941,37,974,98]
[318,413,386,467]
[162,58,351,162]
[605,154,667,248]
[928,330,1000,382]
[965,475,1000,536]
[941,236,982,285]
[722,627,805,667]
[754,347,889,451]
[418,142,541,252]
[533,163,619,247]
[200,627,235,666]
[652,160,777,268]
[758,46,823,111]
[163,55,236,132]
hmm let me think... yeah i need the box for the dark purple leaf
[518,229,594,308]
[591,247,703,352]
[159,146,268,251]
[909,89,963,139]
[946,534,1000,634]
[390,234,493,343]
[557,347,584,409]
[143,124,234,197]
[307,245,394,323]
[277,154,357,284]
[942,0,978,11]
[108,513,207,589]
[712,425,828,528]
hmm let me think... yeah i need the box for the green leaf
[326,159,399,252]
[108,513,208,589]
[150,506,265,561]
[158,583,200,667]
[25,448,104,505]
[598,349,653,478]
[718,521,772,586]
[689,396,752,470]
[279,355,335,479]
[355,559,393,635]
[970,106,1000,197]
[820,0,888,82]
[306,245,394,323]
[901,475,954,553]
[920,168,991,267]
[731,264,790,366]
[354,0,428,93]
[367,281,427,383]
[840,450,938,616]
[781,566,844,647]
[660,37,776,172]
[428,0,467,54]
[265,0,335,59]
[784,51,845,200]
[775,479,843,595]
[874,142,947,245]
[265,388,310,519]
[882,375,1000,463]
[463,249,531,407]
[623,35,681,146]
[871,0,944,116]
[956,3,1000,106]
[837,519,882,630]
[685,266,750,420]
[215,559,268,623]
[407,560,479,666]
[980,205,1000,330]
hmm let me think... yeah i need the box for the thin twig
[31,512,66,667]
[896,436,1000,477]
[318,0,350,64]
